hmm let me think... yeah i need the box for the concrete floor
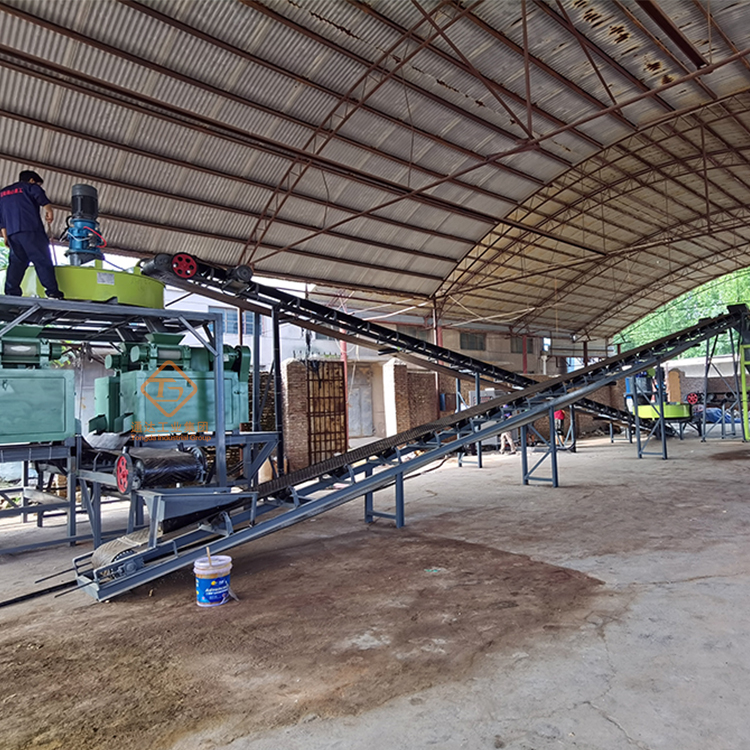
[2,433,750,749]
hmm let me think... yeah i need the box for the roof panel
[1,0,749,338]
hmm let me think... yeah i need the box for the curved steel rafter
[439,91,750,315]
[0,0,749,339]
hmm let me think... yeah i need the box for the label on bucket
[195,572,230,607]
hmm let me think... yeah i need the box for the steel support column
[569,404,577,452]
[252,311,261,432]
[656,365,668,460]
[475,373,483,469]
[272,307,284,476]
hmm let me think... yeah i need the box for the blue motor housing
[66,184,105,265]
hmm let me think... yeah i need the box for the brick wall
[282,359,309,472]
[407,371,437,428]
[574,381,626,435]
[533,381,626,438]
[383,360,410,435]
[679,373,734,402]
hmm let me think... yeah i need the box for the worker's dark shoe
[46,290,65,300]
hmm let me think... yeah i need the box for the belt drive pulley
[115,447,205,494]
[90,529,151,579]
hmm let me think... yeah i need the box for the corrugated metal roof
[2,0,750,339]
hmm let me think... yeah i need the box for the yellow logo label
[140,360,197,418]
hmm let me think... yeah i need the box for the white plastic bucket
[193,555,232,607]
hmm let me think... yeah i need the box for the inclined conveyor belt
[73,305,748,600]
[153,269,651,431]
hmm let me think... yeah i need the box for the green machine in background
[89,333,251,435]
[0,326,76,444]
[635,403,692,420]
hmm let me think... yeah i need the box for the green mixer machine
[15,183,164,308]
[0,326,76,444]
[89,333,251,436]
[1,182,250,443]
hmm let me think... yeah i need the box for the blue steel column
[656,366,668,460]
[252,312,261,432]
[213,312,228,487]
[456,377,464,468]
[66,442,76,543]
[634,378,643,458]
[729,328,747,442]
[249,310,262,485]
[521,424,529,484]
[272,308,285,477]
[93,482,102,548]
[729,329,741,439]
[549,405,559,487]
[701,337,713,442]
[475,373,483,469]
[364,465,374,523]
[569,405,577,452]
[395,472,405,528]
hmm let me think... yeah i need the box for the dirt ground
[2,523,600,750]
[7,435,748,750]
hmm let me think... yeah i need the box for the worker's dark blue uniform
[0,181,61,297]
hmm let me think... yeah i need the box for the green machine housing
[0,326,76,444]
[90,333,251,435]
[18,261,165,308]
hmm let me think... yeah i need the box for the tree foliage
[612,268,750,358]
[0,238,7,271]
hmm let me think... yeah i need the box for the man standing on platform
[0,170,63,299]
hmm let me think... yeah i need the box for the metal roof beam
[692,0,750,75]
[446,210,750,299]
[635,0,709,69]
[242,0,576,170]
[613,0,750,197]
[472,2,639,133]
[118,0,547,190]
[351,0,603,149]
[0,151,458,267]
[0,109,481,248]
[532,0,750,208]
[452,111,750,305]
[247,43,750,266]
[240,0,486,264]
[0,47,508,232]
[515,217,749,334]
[581,238,750,335]
[64,206,446,284]
[531,0,674,113]
[2,2,526,218]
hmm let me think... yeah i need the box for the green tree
[612,268,750,358]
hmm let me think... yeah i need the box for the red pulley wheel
[116,454,131,494]
[171,252,198,279]
[686,392,700,405]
